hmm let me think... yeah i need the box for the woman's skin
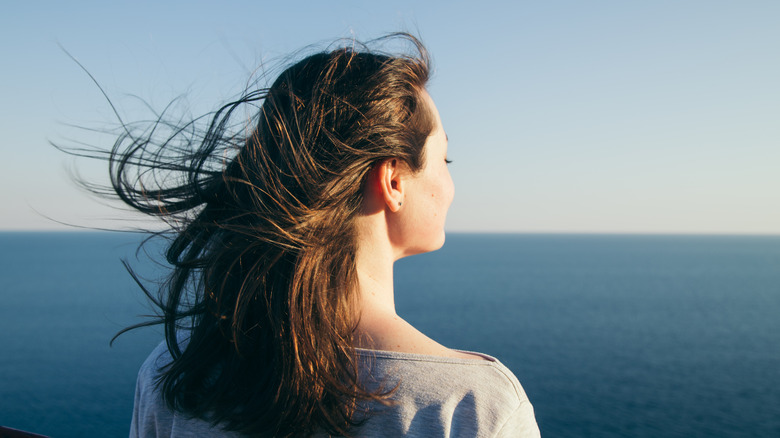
[353,91,481,360]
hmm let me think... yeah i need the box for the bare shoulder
[355,313,489,361]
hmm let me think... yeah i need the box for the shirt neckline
[355,347,498,364]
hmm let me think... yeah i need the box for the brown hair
[109,34,433,436]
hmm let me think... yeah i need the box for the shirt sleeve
[494,401,541,438]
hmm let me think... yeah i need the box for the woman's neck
[352,215,485,360]
[352,225,441,356]
[355,233,397,315]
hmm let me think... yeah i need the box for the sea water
[1,232,779,437]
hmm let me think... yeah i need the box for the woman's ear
[377,158,406,213]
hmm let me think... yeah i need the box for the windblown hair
[106,34,434,437]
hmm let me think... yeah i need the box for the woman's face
[393,91,454,258]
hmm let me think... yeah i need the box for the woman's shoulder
[358,348,529,401]
[352,348,540,437]
[131,340,245,438]
[139,340,172,371]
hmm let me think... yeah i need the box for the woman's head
[229,36,436,252]
[103,34,438,436]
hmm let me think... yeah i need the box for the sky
[1,1,778,234]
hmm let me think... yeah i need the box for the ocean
[1,232,778,437]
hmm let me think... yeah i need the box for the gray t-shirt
[130,342,540,437]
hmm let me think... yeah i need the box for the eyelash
[445,159,452,164]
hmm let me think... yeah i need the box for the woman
[115,34,539,437]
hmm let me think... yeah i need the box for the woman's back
[131,342,539,437]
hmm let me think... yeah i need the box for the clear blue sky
[2,1,778,233]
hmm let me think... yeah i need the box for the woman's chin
[399,232,446,259]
